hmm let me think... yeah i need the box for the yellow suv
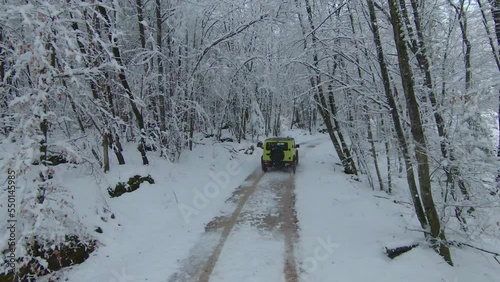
[257,137,300,173]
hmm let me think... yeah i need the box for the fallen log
[384,243,420,259]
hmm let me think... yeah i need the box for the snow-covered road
[168,165,300,282]
[53,134,499,282]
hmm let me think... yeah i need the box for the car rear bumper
[262,160,296,167]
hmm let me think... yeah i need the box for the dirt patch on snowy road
[198,170,265,282]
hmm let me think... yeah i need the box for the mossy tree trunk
[492,0,500,156]
[387,0,453,265]
[366,0,427,230]
[405,0,470,222]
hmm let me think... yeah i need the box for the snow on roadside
[295,140,499,282]
[50,139,260,282]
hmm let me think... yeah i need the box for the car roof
[265,137,295,142]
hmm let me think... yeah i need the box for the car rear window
[266,142,288,150]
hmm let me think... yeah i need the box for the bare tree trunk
[104,73,126,165]
[492,0,500,45]
[445,1,474,205]
[156,0,167,137]
[406,0,470,219]
[327,83,358,175]
[36,36,57,204]
[367,116,384,191]
[136,0,159,151]
[0,26,4,84]
[273,103,282,136]
[387,0,453,265]
[402,1,470,209]
[39,110,48,168]
[265,98,272,136]
[477,0,500,71]
[310,75,351,173]
[448,1,472,91]
[486,0,500,156]
[189,111,194,150]
[303,0,356,174]
[103,133,110,173]
[136,0,146,49]
[70,12,123,167]
[381,116,393,194]
[242,107,248,140]
[97,3,149,165]
[0,25,8,135]
[402,0,448,156]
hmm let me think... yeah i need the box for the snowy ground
[294,140,499,282]
[32,131,499,282]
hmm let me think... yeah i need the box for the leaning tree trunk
[477,0,500,71]
[310,76,352,173]
[487,0,500,156]
[387,0,453,265]
[327,83,358,175]
[367,0,427,231]
[403,0,448,157]
[407,0,470,221]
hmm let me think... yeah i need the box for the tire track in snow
[279,175,299,282]
[260,172,299,282]
[167,169,264,282]
[168,138,323,282]
[197,170,265,282]
[206,171,299,282]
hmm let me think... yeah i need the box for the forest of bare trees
[1,0,499,277]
